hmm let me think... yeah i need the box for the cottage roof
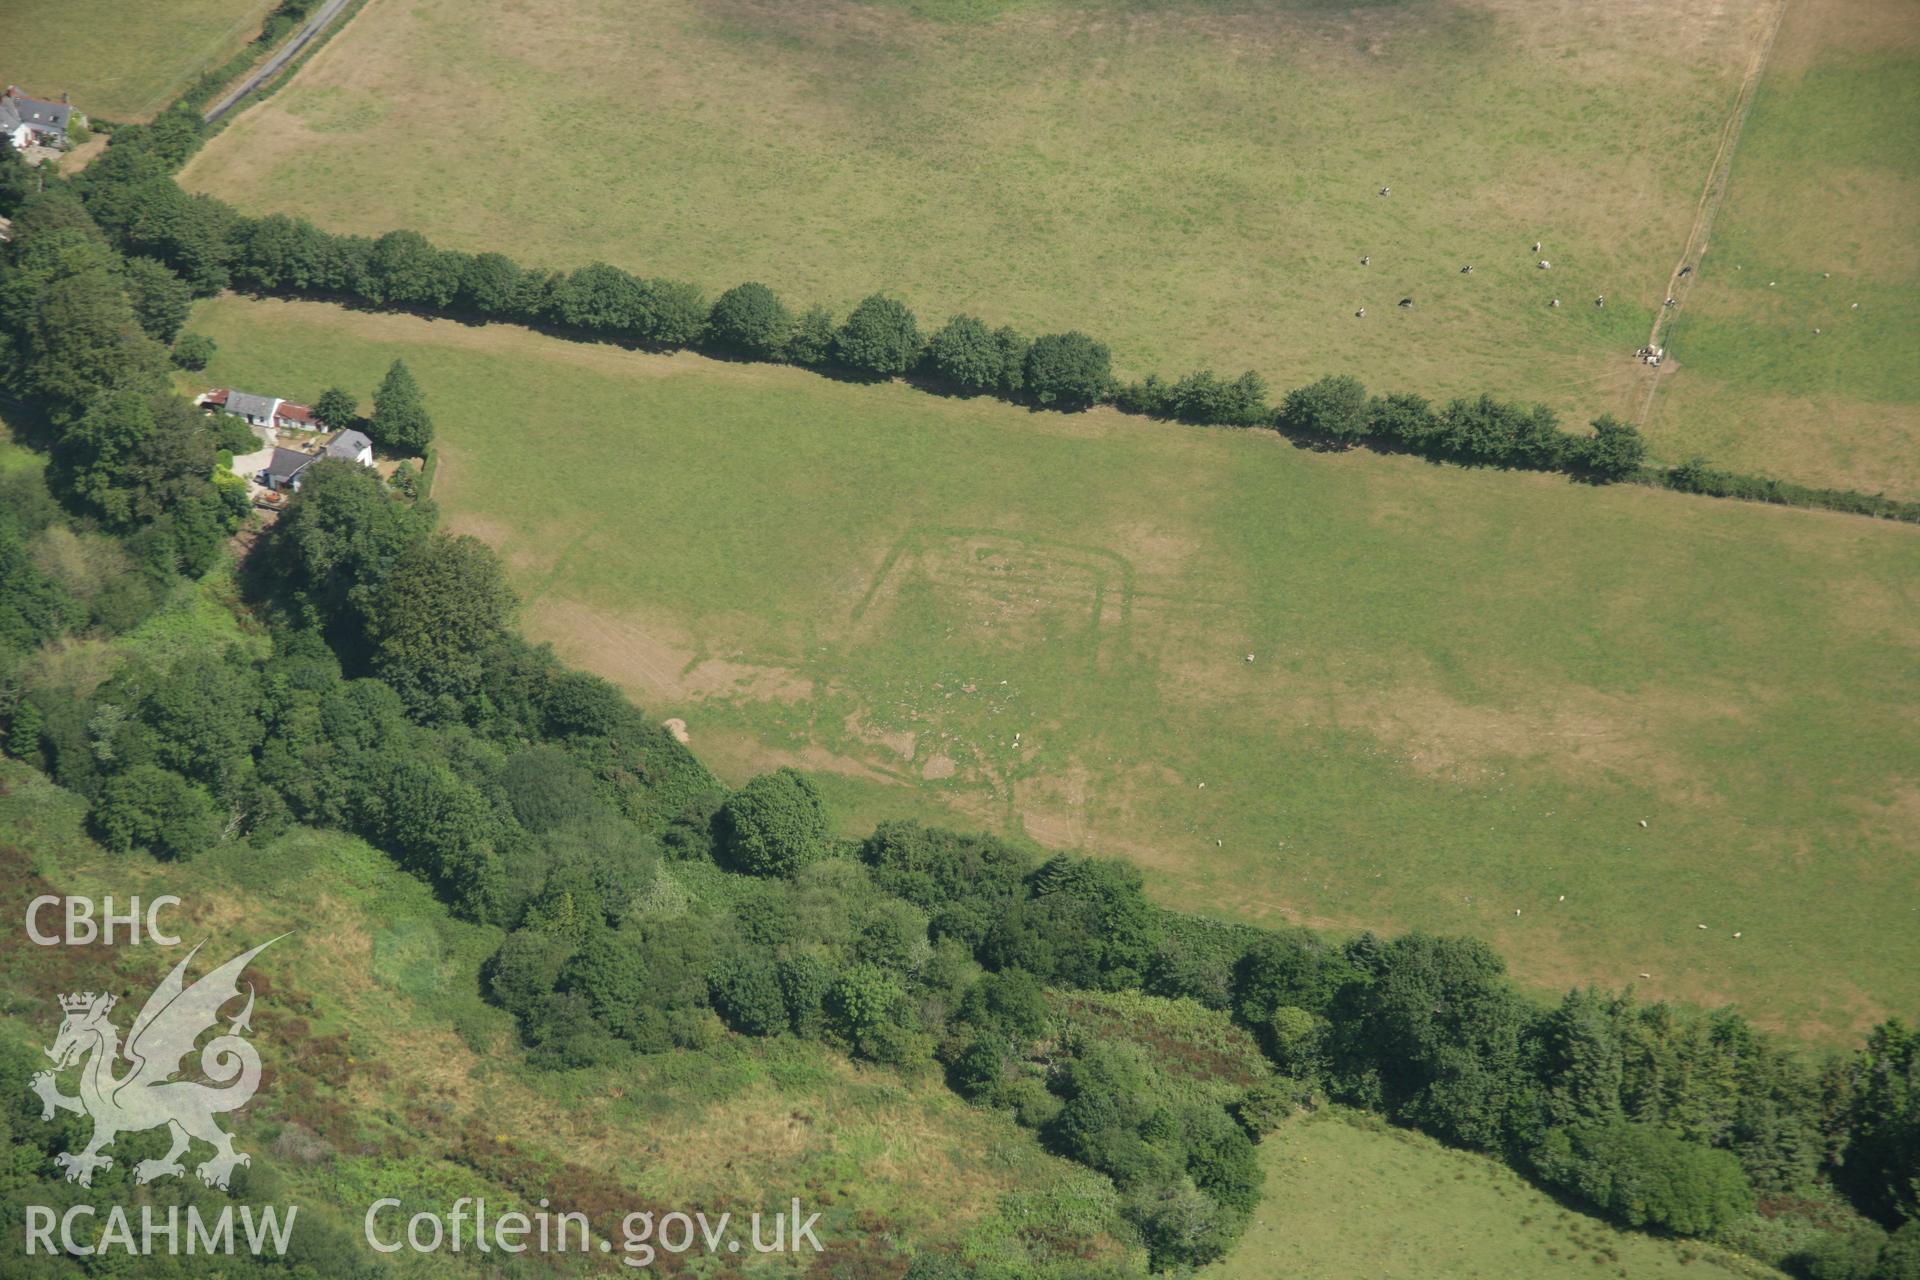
[2,91,70,134]
[276,401,314,425]
[325,429,373,458]
[224,390,278,420]
[266,447,315,480]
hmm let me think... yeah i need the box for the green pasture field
[1205,1110,1780,1279]
[0,0,276,122]
[1649,0,1920,498]
[183,0,1783,465]
[184,295,1920,1045]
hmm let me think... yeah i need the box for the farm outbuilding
[264,447,318,492]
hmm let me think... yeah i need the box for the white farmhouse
[200,388,319,432]
[324,429,374,466]
[1,87,75,148]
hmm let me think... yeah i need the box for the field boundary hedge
[218,236,1920,523]
[6,117,1918,1280]
[49,103,1912,524]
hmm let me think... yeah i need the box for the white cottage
[1,87,75,149]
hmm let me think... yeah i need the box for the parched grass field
[0,0,276,121]
[187,295,1920,1044]
[1206,1111,1780,1279]
[185,0,1781,462]
[1648,0,1920,498]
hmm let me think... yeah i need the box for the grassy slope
[184,295,1920,1044]
[0,751,1127,1274]
[1649,0,1920,495]
[1206,1111,1781,1280]
[183,0,1773,460]
[0,0,277,121]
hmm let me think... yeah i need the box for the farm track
[1633,0,1794,431]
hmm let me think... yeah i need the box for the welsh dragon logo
[31,937,282,1190]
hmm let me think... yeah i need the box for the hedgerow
[5,122,1919,1278]
[29,117,1914,524]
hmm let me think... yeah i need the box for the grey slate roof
[224,390,278,421]
[266,447,315,481]
[1,93,71,136]
[325,429,373,458]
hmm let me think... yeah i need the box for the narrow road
[202,0,352,125]
[1632,0,1792,430]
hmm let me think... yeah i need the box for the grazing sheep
[1533,241,1541,253]
[1595,295,1605,307]
[1538,260,1551,270]
[1461,265,1474,274]
[1361,255,1371,266]
[1399,297,1414,307]
[1639,972,1651,979]
[1733,932,1743,938]
[1678,265,1692,277]
[1355,307,1366,317]
[1379,186,1391,196]
[1664,297,1677,307]
[1639,819,1648,828]
[1549,298,1560,308]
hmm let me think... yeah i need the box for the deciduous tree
[718,768,831,877]
[707,281,792,359]
[1023,331,1111,410]
[835,294,922,376]
[313,386,360,430]
[364,533,515,715]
